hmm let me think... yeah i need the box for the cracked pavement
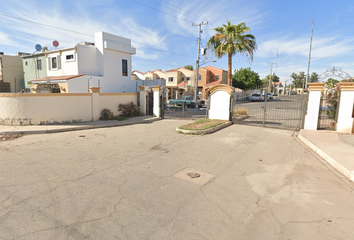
[0,120,354,239]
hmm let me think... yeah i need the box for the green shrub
[118,102,141,117]
[100,108,113,120]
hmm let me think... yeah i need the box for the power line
[148,0,208,23]
[0,12,196,60]
[128,0,194,24]
[0,12,92,38]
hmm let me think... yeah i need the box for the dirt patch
[0,134,24,142]
[179,119,229,130]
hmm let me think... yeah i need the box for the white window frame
[168,77,174,82]
[48,55,61,71]
[65,54,75,62]
[37,59,42,70]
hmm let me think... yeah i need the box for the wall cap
[208,84,234,95]
[339,82,354,91]
[308,83,325,91]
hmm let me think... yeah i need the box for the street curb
[298,132,354,182]
[176,121,232,135]
[0,117,162,135]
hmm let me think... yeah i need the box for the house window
[210,75,214,81]
[48,56,61,70]
[37,59,42,70]
[66,54,75,61]
[216,75,220,80]
[25,61,28,66]
[168,77,174,82]
[198,75,201,81]
[186,77,190,81]
[122,59,128,76]
[51,57,58,69]
[181,77,185,82]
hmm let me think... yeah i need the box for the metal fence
[163,105,208,119]
[317,91,339,130]
[232,94,308,130]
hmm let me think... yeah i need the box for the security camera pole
[193,21,208,106]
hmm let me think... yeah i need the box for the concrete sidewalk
[0,116,161,135]
[298,129,354,182]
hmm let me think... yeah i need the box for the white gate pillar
[152,86,161,117]
[304,83,325,130]
[208,84,234,120]
[337,82,354,133]
[139,86,147,115]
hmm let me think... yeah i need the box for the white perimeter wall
[0,92,137,125]
[99,93,137,116]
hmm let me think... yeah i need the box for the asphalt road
[1,120,354,239]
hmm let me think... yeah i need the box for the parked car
[268,93,273,100]
[250,93,263,102]
[169,96,205,108]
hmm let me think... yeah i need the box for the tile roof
[31,74,85,82]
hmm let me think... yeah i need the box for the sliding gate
[232,94,308,130]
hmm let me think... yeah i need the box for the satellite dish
[53,40,59,48]
[35,44,42,51]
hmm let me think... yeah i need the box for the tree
[184,65,194,70]
[309,72,319,83]
[325,78,339,88]
[290,72,306,88]
[262,74,280,92]
[232,68,261,90]
[207,21,256,86]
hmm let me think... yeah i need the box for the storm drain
[172,168,215,185]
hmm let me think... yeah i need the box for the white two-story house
[30,32,136,93]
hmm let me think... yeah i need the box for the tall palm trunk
[228,52,232,86]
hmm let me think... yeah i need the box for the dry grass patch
[179,119,229,131]
[233,108,247,115]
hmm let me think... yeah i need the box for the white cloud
[0,31,20,47]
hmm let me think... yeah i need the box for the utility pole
[192,21,208,106]
[305,19,314,90]
[275,50,279,77]
[269,63,275,93]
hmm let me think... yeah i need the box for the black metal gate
[232,94,308,130]
[146,90,153,115]
[317,91,340,130]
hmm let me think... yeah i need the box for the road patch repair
[172,168,215,185]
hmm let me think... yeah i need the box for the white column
[152,86,161,117]
[139,86,147,115]
[337,83,354,133]
[304,83,324,130]
[90,87,101,121]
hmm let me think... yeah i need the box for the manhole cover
[187,172,201,178]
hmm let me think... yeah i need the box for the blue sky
[1,0,354,82]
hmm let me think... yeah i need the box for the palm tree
[207,21,256,86]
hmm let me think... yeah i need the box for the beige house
[0,53,26,92]
[134,66,228,99]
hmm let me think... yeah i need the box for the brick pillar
[304,83,325,130]
[139,86,147,115]
[152,86,161,117]
[90,87,101,121]
[337,83,354,133]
